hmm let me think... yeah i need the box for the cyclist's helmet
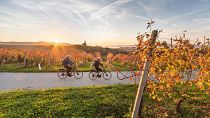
[96,57,101,62]
[64,55,71,59]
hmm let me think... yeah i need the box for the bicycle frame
[90,66,106,74]
[116,67,141,80]
[88,67,112,80]
[58,65,83,79]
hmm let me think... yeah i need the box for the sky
[0,0,210,46]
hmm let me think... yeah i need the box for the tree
[82,41,87,46]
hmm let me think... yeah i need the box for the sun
[54,38,60,44]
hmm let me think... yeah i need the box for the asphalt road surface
[0,72,141,90]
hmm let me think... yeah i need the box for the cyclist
[92,57,103,72]
[63,55,75,76]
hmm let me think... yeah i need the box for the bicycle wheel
[73,70,83,79]
[103,71,112,80]
[57,69,68,79]
[117,71,126,80]
[88,71,97,80]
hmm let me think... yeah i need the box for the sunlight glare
[54,38,60,44]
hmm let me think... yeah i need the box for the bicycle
[88,67,112,80]
[57,66,83,79]
[116,67,141,80]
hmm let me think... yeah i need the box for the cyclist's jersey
[63,58,74,67]
[92,60,101,68]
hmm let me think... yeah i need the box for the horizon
[0,0,210,46]
[0,41,137,48]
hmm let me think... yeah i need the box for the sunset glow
[54,38,60,44]
[0,0,210,46]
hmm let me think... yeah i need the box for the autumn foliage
[135,32,210,116]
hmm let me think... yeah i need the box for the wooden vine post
[170,37,173,48]
[23,50,27,67]
[132,30,158,118]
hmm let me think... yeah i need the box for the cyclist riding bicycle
[63,55,75,76]
[92,57,103,72]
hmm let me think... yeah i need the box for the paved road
[0,72,141,90]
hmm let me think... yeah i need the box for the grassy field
[0,85,136,118]
[0,63,64,73]
[0,84,209,118]
[0,62,136,72]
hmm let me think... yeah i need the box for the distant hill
[0,41,128,56]
[0,41,71,46]
[74,45,128,55]
[109,45,136,52]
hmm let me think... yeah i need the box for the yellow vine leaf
[157,97,163,101]
[152,95,157,100]
[207,82,210,87]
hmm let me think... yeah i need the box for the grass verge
[0,85,136,118]
[0,84,209,118]
[0,62,136,73]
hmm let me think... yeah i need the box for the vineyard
[0,34,210,117]
[0,44,135,72]
[133,32,210,117]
